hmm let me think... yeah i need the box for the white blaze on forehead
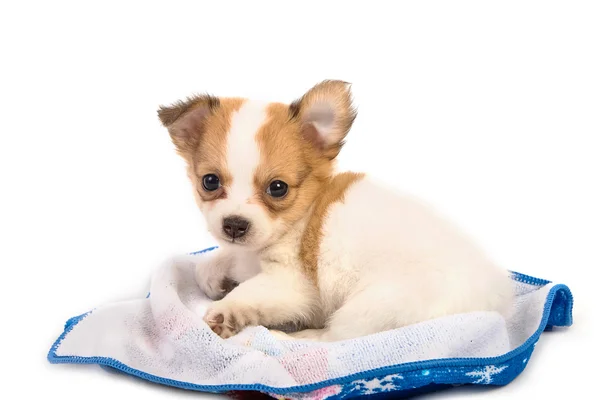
[226,100,268,202]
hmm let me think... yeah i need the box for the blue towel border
[47,247,573,398]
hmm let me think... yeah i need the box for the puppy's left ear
[290,80,357,159]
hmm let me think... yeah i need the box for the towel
[47,247,573,399]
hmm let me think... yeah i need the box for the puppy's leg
[286,273,513,342]
[282,285,408,342]
[194,248,237,300]
[270,287,398,342]
[204,268,317,338]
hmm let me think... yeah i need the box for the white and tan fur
[158,80,514,341]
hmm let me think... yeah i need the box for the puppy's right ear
[157,94,220,155]
[289,80,357,160]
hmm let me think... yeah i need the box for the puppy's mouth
[226,236,248,245]
[220,231,252,246]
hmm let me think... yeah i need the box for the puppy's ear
[289,80,357,159]
[157,94,220,155]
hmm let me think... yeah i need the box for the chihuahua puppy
[158,80,514,341]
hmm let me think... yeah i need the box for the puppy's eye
[202,174,221,191]
[266,180,288,198]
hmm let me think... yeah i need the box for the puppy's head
[158,80,356,250]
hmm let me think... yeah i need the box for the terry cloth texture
[48,247,573,399]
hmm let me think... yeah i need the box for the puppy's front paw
[195,255,238,300]
[203,301,259,339]
[199,274,238,301]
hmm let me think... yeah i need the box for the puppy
[158,80,514,341]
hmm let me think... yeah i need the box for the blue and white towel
[48,247,573,399]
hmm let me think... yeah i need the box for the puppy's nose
[222,216,250,239]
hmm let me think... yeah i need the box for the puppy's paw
[203,301,259,339]
[195,254,238,300]
[199,275,238,301]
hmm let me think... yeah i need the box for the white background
[1,1,599,398]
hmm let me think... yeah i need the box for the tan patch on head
[158,95,244,202]
[191,98,245,202]
[254,103,334,229]
[300,172,365,284]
